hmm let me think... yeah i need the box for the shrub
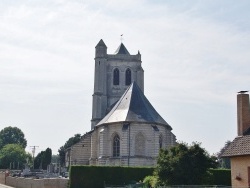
[143,175,159,188]
[69,166,154,188]
[209,168,231,186]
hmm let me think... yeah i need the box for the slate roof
[243,127,250,135]
[221,135,250,157]
[114,43,130,55]
[96,39,107,47]
[96,82,172,129]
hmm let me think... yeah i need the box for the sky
[0,0,250,156]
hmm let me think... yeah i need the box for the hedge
[209,168,231,186]
[69,166,231,188]
[69,165,154,188]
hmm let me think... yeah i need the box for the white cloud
[0,0,249,154]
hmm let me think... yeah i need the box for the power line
[30,146,39,158]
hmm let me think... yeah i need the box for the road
[0,184,13,188]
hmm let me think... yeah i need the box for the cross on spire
[120,34,123,43]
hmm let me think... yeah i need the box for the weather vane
[120,34,123,43]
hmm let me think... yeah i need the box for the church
[65,39,176,167]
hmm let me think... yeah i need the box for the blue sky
[1,0,250,155]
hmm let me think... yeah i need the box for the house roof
[114,43,130,55]
[221,135,250,157]
[96,82,172,129]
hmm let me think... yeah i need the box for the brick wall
[237,94,250,135]
[230,156,250,187]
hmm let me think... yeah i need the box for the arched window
[135,133,145,156]
[113,134,120,157]
[113,68,119,85]
[159,135,163,149]
[125,68,131,85]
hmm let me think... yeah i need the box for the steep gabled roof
[221,135,250,157]
[96,82,171,129]
[96,39,107,48]
[114,43,130,55]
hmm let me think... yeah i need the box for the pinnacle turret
[95,39,107,48]
[95,39,107,58]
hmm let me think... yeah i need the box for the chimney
[237,93,250,136]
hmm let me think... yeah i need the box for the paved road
[0,184,14,188]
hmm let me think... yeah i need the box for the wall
[230,155,250,187]
[106,55,143,106]
[0,171,6,184]
[4,176,68,188]
[90,122,176,166]
[66,133,91,167]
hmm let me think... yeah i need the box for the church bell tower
[91,39,144,129]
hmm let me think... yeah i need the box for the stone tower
[91,39,144,129]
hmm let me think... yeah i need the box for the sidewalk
[0,184,14,188]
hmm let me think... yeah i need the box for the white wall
[5,176,68,188]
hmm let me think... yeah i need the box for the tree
[58,133,82,166]
[155,142,217,185]
[0,144,28,169]
[34,148,52,169]
[0,126,27,149]
[34,151,45,169]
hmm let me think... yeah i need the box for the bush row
[69,166,231,188]
[209,169,231,186]
[69,165,154,188]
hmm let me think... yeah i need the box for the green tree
[58,133,82,166]
[34,151,44,169]
[155,142,217,185]
[0,144,28,169]
[44,148,52,167]
[0,126,27,149]
[34,148,52,169]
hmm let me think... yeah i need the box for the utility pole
[30,146,39,169]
